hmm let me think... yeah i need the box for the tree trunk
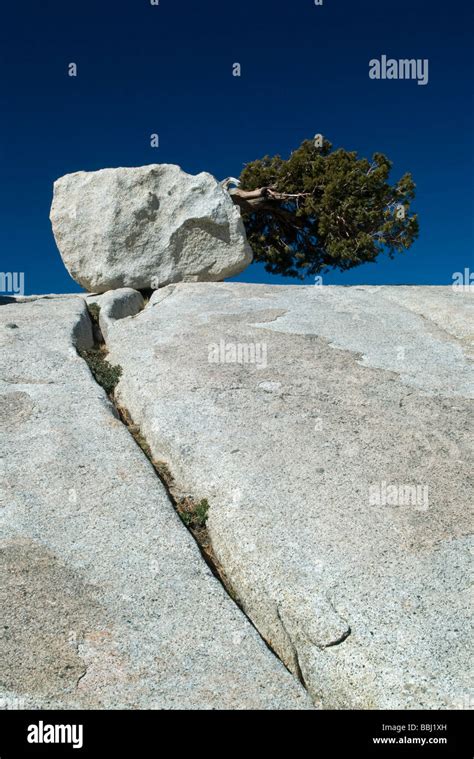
[228,186,309,216]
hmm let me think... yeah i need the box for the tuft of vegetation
[85,301,104,346]
[79,347,122,395]
[178,498,210,529]
[155,460,174,485]
[87,302,101,325]
[131,428,152,459]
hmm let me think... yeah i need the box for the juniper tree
[224,138,418,279]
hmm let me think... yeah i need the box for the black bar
[0,709,470,757]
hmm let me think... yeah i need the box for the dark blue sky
[1,0,472,294]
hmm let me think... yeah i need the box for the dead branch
[228,186,310,215]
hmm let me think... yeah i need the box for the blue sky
[1,0,472,294]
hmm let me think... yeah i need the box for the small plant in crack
[131,428,152,459]
[79,347,122,395]
[85,302,104,345]
[87,302,101,325]
[154,460,174,485]
[194,499,210,527]
[178,497,210,529]
[80,302,122,395]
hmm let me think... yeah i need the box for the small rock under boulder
[82,288,145,340]
[50,164,253,293]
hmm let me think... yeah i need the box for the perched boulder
[50,165,253,293]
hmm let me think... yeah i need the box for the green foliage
[194,499,210,527]
[179,498,210,529]
[80,347,122,395]
[238,138,419,278]
[87,302,101,325]
[155,460,174,485]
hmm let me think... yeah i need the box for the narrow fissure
[323,627,352,648]
[276,606,308,690]
[114,399,236,596]
[77,302,307,691]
